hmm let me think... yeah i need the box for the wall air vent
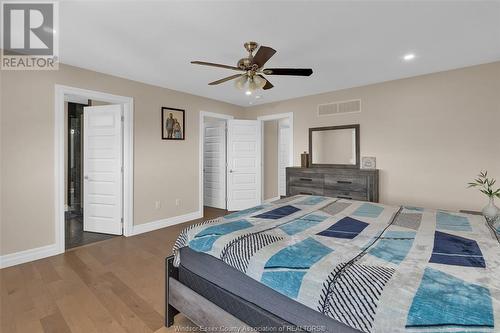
[317,99,361,116]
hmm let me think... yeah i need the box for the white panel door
[227,119,262,211]
[203,118,226,209]
[83,105,123,235]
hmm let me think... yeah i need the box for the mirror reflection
[311,128,357,165]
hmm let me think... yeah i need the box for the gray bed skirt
[165,247,360,333]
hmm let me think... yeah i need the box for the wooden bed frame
[165,255,254,330]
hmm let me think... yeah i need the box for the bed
[166,195,500,333]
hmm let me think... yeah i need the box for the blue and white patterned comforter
[173,195,500,333]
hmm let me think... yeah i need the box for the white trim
[256,112,293,122]
[200,111,234,120]
[0,244,59,269]
[278,120,291,196]
[64,94,90,105]
[199,111,234,213]
[257,112,294,201]
[55,85,134,258]
[130,211,202,236]
[264,196,281,203]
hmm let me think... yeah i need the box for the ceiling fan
[191,41,313,94]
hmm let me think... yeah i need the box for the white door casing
[83,105,123,235]
[278,124,291,196]
[203,118,226,209]
[227,119,262,211]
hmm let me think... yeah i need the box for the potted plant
[468,171,500,220]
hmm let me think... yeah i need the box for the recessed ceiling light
[403,53,416,61]
[245,90,252,96]
[255,95,261,99]
[249,101,253,105]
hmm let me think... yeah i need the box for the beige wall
[263,120,278,200]
[0,64,243,255]
[246,62,500,212]
[2,61,499,256]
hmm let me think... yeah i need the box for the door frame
[256,112,294,202]
[54,84,134,254]
[199,111,234,213]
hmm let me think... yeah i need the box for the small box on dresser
[286,167,379,202]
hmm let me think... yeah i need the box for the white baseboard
[130,210,203,236]
[264,196,281,203]
[0,210,202,269]
[0,243,61,269]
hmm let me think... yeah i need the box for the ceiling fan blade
[208,74,243,85]
[252,46,276,68]
[258,75,274,90]
[191,61,241,71]
[263,68,313,76]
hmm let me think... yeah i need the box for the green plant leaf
[480,189,491,196]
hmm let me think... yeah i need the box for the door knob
[84,175,89,180]
[229,169,234,173]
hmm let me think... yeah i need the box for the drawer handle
[300,178,313,182]
[300,192,313,195]
[337,180,352,184]
[337,196,352,200]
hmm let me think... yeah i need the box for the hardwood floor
[0,207,227,333]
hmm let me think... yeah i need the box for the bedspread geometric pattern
[172,195,500,333]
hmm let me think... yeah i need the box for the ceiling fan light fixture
[247,75,266,92]
[234,75,248,90]
[192,41,313,92]
[248,78,258,92]
[252,75,267,89]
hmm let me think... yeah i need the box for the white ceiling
[59,1,500,107]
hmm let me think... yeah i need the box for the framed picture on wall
[161,107,185,140]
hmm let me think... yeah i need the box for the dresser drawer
[288,173,324,188]
[324,189,367,201]
[286,167,378,203]
[288,186,324,196]
[325,174,367,192]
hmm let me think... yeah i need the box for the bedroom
[0,1,499,333]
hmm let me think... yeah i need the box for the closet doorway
[200,111,262,213]
[257,113,294,202]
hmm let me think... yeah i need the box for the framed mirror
[309,124,360,168]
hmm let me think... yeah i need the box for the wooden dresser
[286,167,379,202]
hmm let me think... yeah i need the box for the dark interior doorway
[67,102,84,214]
[65,101,116,249]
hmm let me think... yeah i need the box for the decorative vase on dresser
[467,171,500,222]
[483,197,499,220]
